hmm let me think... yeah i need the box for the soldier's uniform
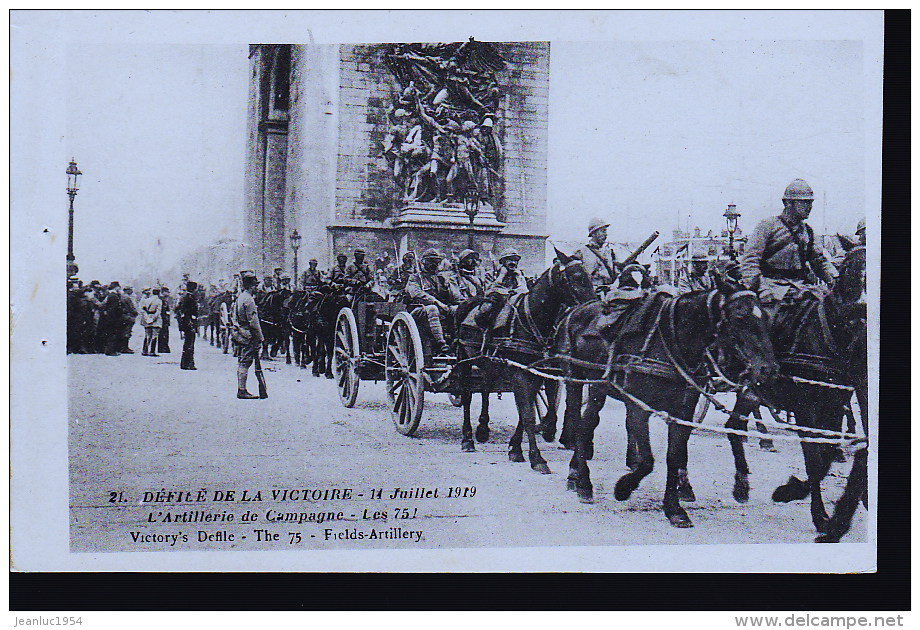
[233,271,265,399]
[176,281,199,370]
[158,288,172,353]
[406,248,451,354]
[448,249,485,304]
[741,179,836,317]
[119,289,139,352]
[329,256,349,285]
[678,253,714,294]
[475,248,525,330]
[345,248,373,294]
[302,260,322,290]
[388,253,416,298]
[573,217,619,292]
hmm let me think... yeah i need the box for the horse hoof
[559,433,574,450]
[813,515,831,534]
[541,425,557,443]
[815,532,841,543]
[667,512,694,528]
[759,439,777,453]
[678,484,696,503]
[509,451,525,463]
[531,461,551,475]
[733,474,750,504]
[772,476,809,503]
[475,424,490,443]
[325,373,334,380]
[461,440,476,453]
[614,475,635,501]
[566,477,576,491]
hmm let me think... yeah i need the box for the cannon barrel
[621,231,659,267]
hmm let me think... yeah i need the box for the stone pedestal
[392,201,504,260]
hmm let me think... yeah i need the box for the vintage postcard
[10,10,882,572]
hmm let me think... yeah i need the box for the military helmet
[856,217,866,235]
[782,178,814,201]
[588,217,610,236]
[309,258,318,264]
[186,281,198,291]
[422,248,442,261]
[354,247,366,255]
[458,249,478,262]
[499,248,521,262]
[691,251,707,261]
[240,270,258,285]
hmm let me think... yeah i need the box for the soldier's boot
[237,369,258,399]
[142,338,149,356]
[149,336,159,357]
[427,308,449,355]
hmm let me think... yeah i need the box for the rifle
[621,231,660,267]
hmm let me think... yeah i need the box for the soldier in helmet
[302,258,322,290]
[741,178,836,319]
[678,252,714,294]
[475,248,525,331]
[855,217,866,247]
[388,251,416,299]
[176,280,199,370]
[405,248,452,355]
[573,217,618,295]
[329,253,349,286]
[346,247,374,296]
[449,249,485,303]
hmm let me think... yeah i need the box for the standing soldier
[574,217,619,295]
[176,280,199,370]
[232,271,265,399]
[678,252,714,293]
[741,178,836,320]
[119,286,139,353]
[405,248,452,355]
[302,259,322,290]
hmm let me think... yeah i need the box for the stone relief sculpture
[384,38,505,205]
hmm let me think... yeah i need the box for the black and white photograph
[11,10,882,572]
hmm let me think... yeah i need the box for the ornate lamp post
[723,204,740,261]
[290,229,301,289]
[66,159,82,278]
[463,191,480,250]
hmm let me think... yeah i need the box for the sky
[14,12,881,281]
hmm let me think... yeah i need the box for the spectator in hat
[176,281,199,370]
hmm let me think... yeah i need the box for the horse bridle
[701,289,767,390]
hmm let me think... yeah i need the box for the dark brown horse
[557,278,778,528]
[456,250,597,469]
[720,243,868,542]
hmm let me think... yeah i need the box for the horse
[287,289,314,369]
[713,243,868,541]
[557,277,778,528]
[455,249,597,468]
[312,284,350,379]
[255,291,287,361]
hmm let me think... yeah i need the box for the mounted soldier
[329,253,349,287]
[345,247,374,298]
[573,217,618,296]
[678,252,714,293]
[405,248,452,355]
[474,248,525,330]
[388,251,416,299]
[740,178,836,320]
[449,249,485,304]
[302,258,322,290]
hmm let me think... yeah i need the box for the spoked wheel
[692,382,713,423]
[386,312,425,436]
[333,307,360,408]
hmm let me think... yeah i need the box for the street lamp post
[463,191,480,251]
[290,229,301,289]
[66,159,82,278]
[723,204,740,261]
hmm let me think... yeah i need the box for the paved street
[69,325,866,555]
